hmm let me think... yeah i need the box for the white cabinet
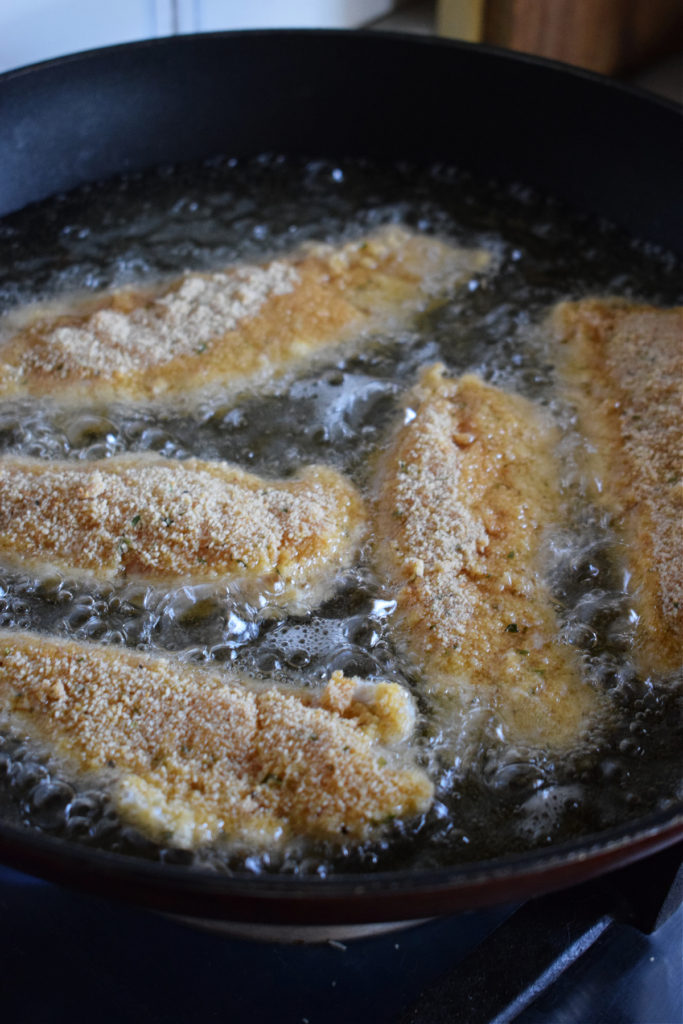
[182,1,395,32]
[0,0,162,74]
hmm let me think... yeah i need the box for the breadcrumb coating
[372,365,599,748]
[0,453,365,606]
[0,630,432,849]
[0,226,490,403]
[552,299,683,675]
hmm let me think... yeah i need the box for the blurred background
[1,0,682,99]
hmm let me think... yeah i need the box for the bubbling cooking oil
[0,156,681,875]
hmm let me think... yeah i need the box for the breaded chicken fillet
[372,365,599,748]
[0,453,365,607]
[552,299,683,675]
[0,226,490,403]
[0,630,432,849]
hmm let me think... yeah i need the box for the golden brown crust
[0,226,490,404]
[0,453,365,607]
[0,630,432,849]
[372,365,599,748]
[552,299,683,676]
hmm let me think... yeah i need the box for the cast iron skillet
[0,31,681,925]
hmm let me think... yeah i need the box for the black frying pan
[0,31,681,925]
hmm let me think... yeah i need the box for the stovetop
[2,843,681,1024]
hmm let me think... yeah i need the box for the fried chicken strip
[552,299,683,675]
[0,630,432,849]
[372,365,599,748]
[0,453,365,607]
[0,226,490,403]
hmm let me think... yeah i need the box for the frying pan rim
[0,28,681,917]
[0,28,680,116]
[1,802,681,898]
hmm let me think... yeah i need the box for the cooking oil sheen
[0,156,680,876]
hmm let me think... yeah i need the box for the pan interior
[0,154,681,880]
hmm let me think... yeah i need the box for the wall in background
[0,0,398,75]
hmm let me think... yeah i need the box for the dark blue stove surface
[1,850,681,1024]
